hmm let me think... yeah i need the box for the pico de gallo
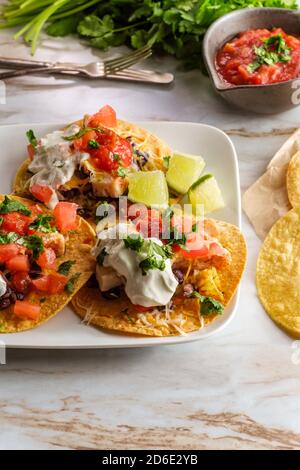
[94,204,230,313]
[0,196,79,321]
[24,105,147,214]
[216,28,300,86]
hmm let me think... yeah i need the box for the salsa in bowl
[216,28,300,86]
[203,8,300,114]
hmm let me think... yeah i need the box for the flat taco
[0,195,95,333]
[13,105,172,220]
[72,211,246,337]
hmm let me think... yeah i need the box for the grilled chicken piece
[91,172,129,198]
[42,232,66,257]
[96,264,123,292]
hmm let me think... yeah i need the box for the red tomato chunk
[216,28,300,85]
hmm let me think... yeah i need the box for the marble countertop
[1,29,300,451]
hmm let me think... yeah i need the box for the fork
[0,45,152,80]
[0,66,174,84]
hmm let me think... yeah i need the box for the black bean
[172,268,184,284]
[87,274,98,288]
[0,298,10,309]
[183,283,194,297]
[61,188,80,199]
[101,287,121,300]
[77,207,87,217]
[16,292,25,301]
[82,183,93,194]
[29,270,42,280]
[74,169,88,180]
[9,291,17,303]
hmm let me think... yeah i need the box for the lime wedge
[128,170,169,209]
[166,152,205,194]
[189,174,225,214]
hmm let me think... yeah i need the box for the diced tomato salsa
[0,197,75,320]
[216,28,300,85]
[73,125,132,173]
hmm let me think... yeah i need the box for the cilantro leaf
[0,196,31,216]
[88,139,100,149]
[0,232,19,244]
[19,235,44,259]
[247,33,292,73]
[139,256,165,275]
[29,214,56,233]
[58,260,76,276]
[26,129,37,148]
[65,272,81,294]
[124,234,144,252]
[63,127,102,141]
[163,156,171,168]
[117,167,127,178]
[192,291,224,316]
[46,16,81,37]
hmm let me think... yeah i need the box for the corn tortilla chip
[0,196,96,333]
[256,207,300,338]
[72,220,246,337]
[13,119,172,208]
[287,151,300,208]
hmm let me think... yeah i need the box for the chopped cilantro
[0,196,31,216]
[58,260,76,276]
[29,214,56,233]
[65,272,81,293]
[192,291,224,316]
[113,153,120,161]
[19,235,44,259]
[88,139,100,149]
[63,127,103,141]
[247,33,292,73]
[26,129,37,148]
[0,232,19,244]
[117,167,127,178]
[125,233,172,275]
[124,234,144,251]
[163,155,171,168]
[139,256,166,275]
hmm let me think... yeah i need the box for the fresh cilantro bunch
[248,33,292,72]
[0,0,297,65]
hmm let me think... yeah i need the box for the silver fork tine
[105,45,151,68]
[105,47,152,73]
[106,50,152,74]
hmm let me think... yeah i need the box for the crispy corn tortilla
[13,119,172,208]
[287,151,300,208]
[0,195,96,333]
[256,207,300,338]
[72,220,246,337]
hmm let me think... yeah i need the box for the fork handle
[0,66,52,79]
[0,57,52,69]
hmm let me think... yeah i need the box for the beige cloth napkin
[242,128,300,240]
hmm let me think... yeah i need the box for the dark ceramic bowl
[203,8,300,114]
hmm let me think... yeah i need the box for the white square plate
[0,121,241,348]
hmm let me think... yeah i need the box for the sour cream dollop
[95,224,178,307]
[28,125,89,209]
